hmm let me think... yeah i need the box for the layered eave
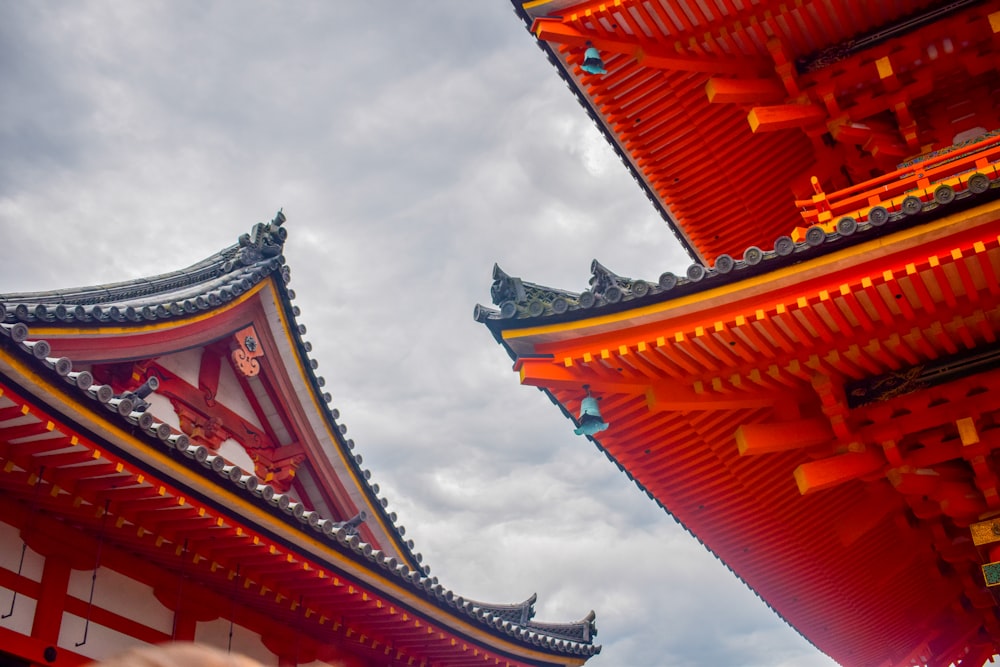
[0,214,423,573]
[477,191,1000,664]
[0,216,600,664]
[513,0,1000,264]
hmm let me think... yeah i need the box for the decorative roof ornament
[528,610,597,643]
[488,264,582,319]
[490,264,526,307]
[589,259,645,304]
[573,385,608,436]
[466,593,537,625]
[332,510,367,536]
[235,209,287,268]
[117,375,160,413]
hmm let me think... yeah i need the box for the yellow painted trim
[0,350,582,663]
[875,56,893,79]
[27,281,268,337]
[522,0,555,9]
[503,201,1000,342]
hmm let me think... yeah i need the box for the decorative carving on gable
[231,325,264,378]
[93,357,304,494]
[172,401,230,449]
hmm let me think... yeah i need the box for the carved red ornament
[232,325,264,377]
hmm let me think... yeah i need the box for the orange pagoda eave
[485,1,1000,663]
[477,182,1000,666]
[0,214,599,667]
[512,0,1000,265]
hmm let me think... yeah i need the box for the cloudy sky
[0,3,837,665]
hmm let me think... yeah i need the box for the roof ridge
[475,181,1000,327]
[0,211,287,322]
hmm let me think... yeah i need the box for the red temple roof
[478,189,1000,666]
[0,214,599,666]
[481,1,1000,665]
[514,0,1000,263]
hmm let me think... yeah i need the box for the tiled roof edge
[0,256,600,657]
[0,320,600,657]
[475,180,1000,328]
[0,212,289,323]
[272,274,436,578]
[527,610,597,644]
[465,592,537,624]
[0,212,431,577]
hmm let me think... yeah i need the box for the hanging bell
[574,394,609,436]
[581,43,607,75]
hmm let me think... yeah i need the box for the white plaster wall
[0,586,36,637]
[195,618,277,666]
[217,437,255,473]
[0,520,44,635]
[145,393,181,430]
[215,356,264,429]
[0,522,44,582]
[58,613,147,662]
[67,566,173,634]
[155,348,203,388]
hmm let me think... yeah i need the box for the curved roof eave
[0,213,602,656]
[475,184,1000,344]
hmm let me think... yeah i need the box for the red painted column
[31,556,71,645]
[263,632,320,667]
[171,612,197,642]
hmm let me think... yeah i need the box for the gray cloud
[0,3,835,665]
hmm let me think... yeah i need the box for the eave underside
[500,203,1000,666]
[521,0,1000,263]
[0,370,593,667]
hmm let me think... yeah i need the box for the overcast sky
[0,3,838,666]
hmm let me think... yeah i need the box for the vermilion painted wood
[0,382,576,667]
[528,0,1000,263]
[503,205,1000,664]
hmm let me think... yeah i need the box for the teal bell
[574,393,608,436]
[581,44,607,75]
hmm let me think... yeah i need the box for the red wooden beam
[705,77,786,104]
[735,418,835,455]
[747,103,827,132]
[793,449,885,495]
[532,18,767,76]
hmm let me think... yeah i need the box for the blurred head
[89,643,265,667]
